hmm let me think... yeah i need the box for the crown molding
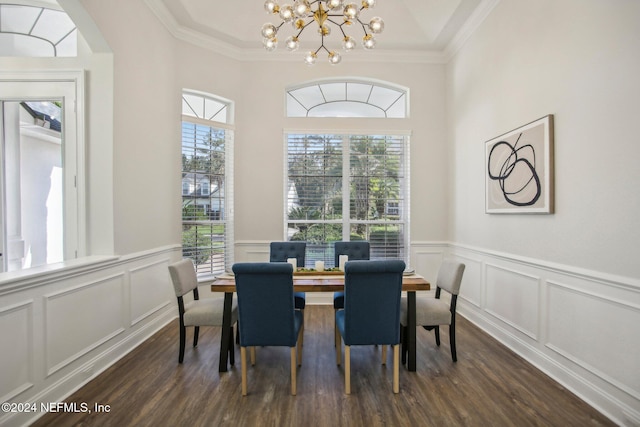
[443,0,501,61]
[145,0,500,65]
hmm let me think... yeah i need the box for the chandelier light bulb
[343,3,359,21]
[362,0,376,8]
[342,36,356,51]
[293,0,311,17]
[285,35,300,51]
[261,23,278,39]
[369,16,384,34]
[304,51,318,65]
[279,4,295,22]
[328,51,342,65]
[263,37,278,51]
[264,0,279,14]
[362,34,376,49]
[327,0,344,10]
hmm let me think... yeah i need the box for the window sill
[0,256,120,294]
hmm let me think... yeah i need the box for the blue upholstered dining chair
[335,259,405,394]
[332,241,370,345]
[168,259,238,365]
[269,241,307,311]
[400,260,465,363]
[232,262,304,396]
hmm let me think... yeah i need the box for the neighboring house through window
[285,79,410,267]
[181,90,234,275]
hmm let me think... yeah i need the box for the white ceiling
[144,0,499,63]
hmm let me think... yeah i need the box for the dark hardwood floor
[32,306,614,427]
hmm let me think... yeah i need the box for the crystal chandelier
[261,0,385,65]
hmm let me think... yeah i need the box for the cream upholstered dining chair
[400,259,465,362]
[336,260,405,394]
[233,262,304,396]
[168,259,238,365]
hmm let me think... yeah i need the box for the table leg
[407,291,417,371]
[219,292,233,373]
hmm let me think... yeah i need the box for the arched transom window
[0,3,77,57]
[286,79,408,118]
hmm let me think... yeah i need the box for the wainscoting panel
[410,242,446,287]
[451,243,640,427]
[547,280,640,400]
[129,258,173,326]
[0,246,181,427]
[44,274,126,375]
[0,300,33,402]
[485,263,540,340]
[453,253,482,309]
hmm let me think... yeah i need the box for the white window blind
[181,112,234,276]
[286,133,408,267]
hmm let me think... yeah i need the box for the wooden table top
[208,273,430,293]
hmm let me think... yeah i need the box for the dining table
[209,271,430,373]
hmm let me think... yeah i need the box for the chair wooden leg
[241,347,248,396]
[393,344,400,394]
[290,347,297,396]
[178,325,186,363]
[345,345,351,395]
[250,347,256,365]
[297,327,303,366]
[381,345,387,365]
[334,309,338,347]
[450,324,457,362]
[193,326,199,347]
[435,325,441,346]
[297,309,304,347]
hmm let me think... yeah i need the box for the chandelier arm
[356,19,370,35]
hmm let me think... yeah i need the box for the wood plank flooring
[32,306,614,427]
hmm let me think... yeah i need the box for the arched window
[286,79,408,118]
[284,79,410,266]
[181,90,234,275]
[0,4,77,57]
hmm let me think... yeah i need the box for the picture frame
[485,115,554,214]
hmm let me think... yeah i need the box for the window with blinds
[286,133,409,267]
[181,91,233,276]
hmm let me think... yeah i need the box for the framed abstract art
[485,115,554,214]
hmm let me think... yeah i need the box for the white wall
[447,0,640,425]
[2,0,640,425]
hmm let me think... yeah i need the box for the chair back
[269,241,306,266]
[342,260,405,346]
[436,260,466,295]
[334,241,370,266]
[232,262,299,347]
[168,259,198,297]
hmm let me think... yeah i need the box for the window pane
[182,103,232,275]
[349,135,405,221]
[287,223,342,267]
[286,132,408,265]
[287,134,343,221]
[286,80,407,118]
